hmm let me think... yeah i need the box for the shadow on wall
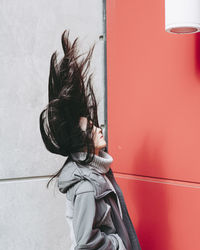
[133,133,171,250]
[194,33,200,78]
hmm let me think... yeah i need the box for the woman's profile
[39,30,141,250]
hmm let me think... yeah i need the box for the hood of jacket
[58,160,114,200]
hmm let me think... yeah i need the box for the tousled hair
[39,30,101,188]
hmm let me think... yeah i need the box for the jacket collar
[71,150,113,174]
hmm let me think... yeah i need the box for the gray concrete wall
[0,0,106,249]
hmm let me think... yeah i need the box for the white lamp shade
[165,0,200,34]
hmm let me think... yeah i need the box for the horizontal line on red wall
[114,172,200,189]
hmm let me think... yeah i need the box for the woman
[39,30,141,250]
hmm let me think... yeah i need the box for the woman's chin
[100,142,107,149]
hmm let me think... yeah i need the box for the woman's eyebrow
[86,119,93,130]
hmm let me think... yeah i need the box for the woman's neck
[95,148,100,156]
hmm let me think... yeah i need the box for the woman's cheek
[93,135,99,148]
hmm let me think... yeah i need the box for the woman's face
[79,117,106,154]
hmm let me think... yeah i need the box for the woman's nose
[98,127,102,133]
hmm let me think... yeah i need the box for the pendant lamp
[165,0,200,34]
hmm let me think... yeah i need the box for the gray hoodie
[58,150,140,250]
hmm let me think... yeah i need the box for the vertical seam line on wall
[103,0,108,149]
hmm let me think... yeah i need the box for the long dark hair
[39,30,100,188]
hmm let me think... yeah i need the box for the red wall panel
[106,0,200,183]
[115,174,200,250]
